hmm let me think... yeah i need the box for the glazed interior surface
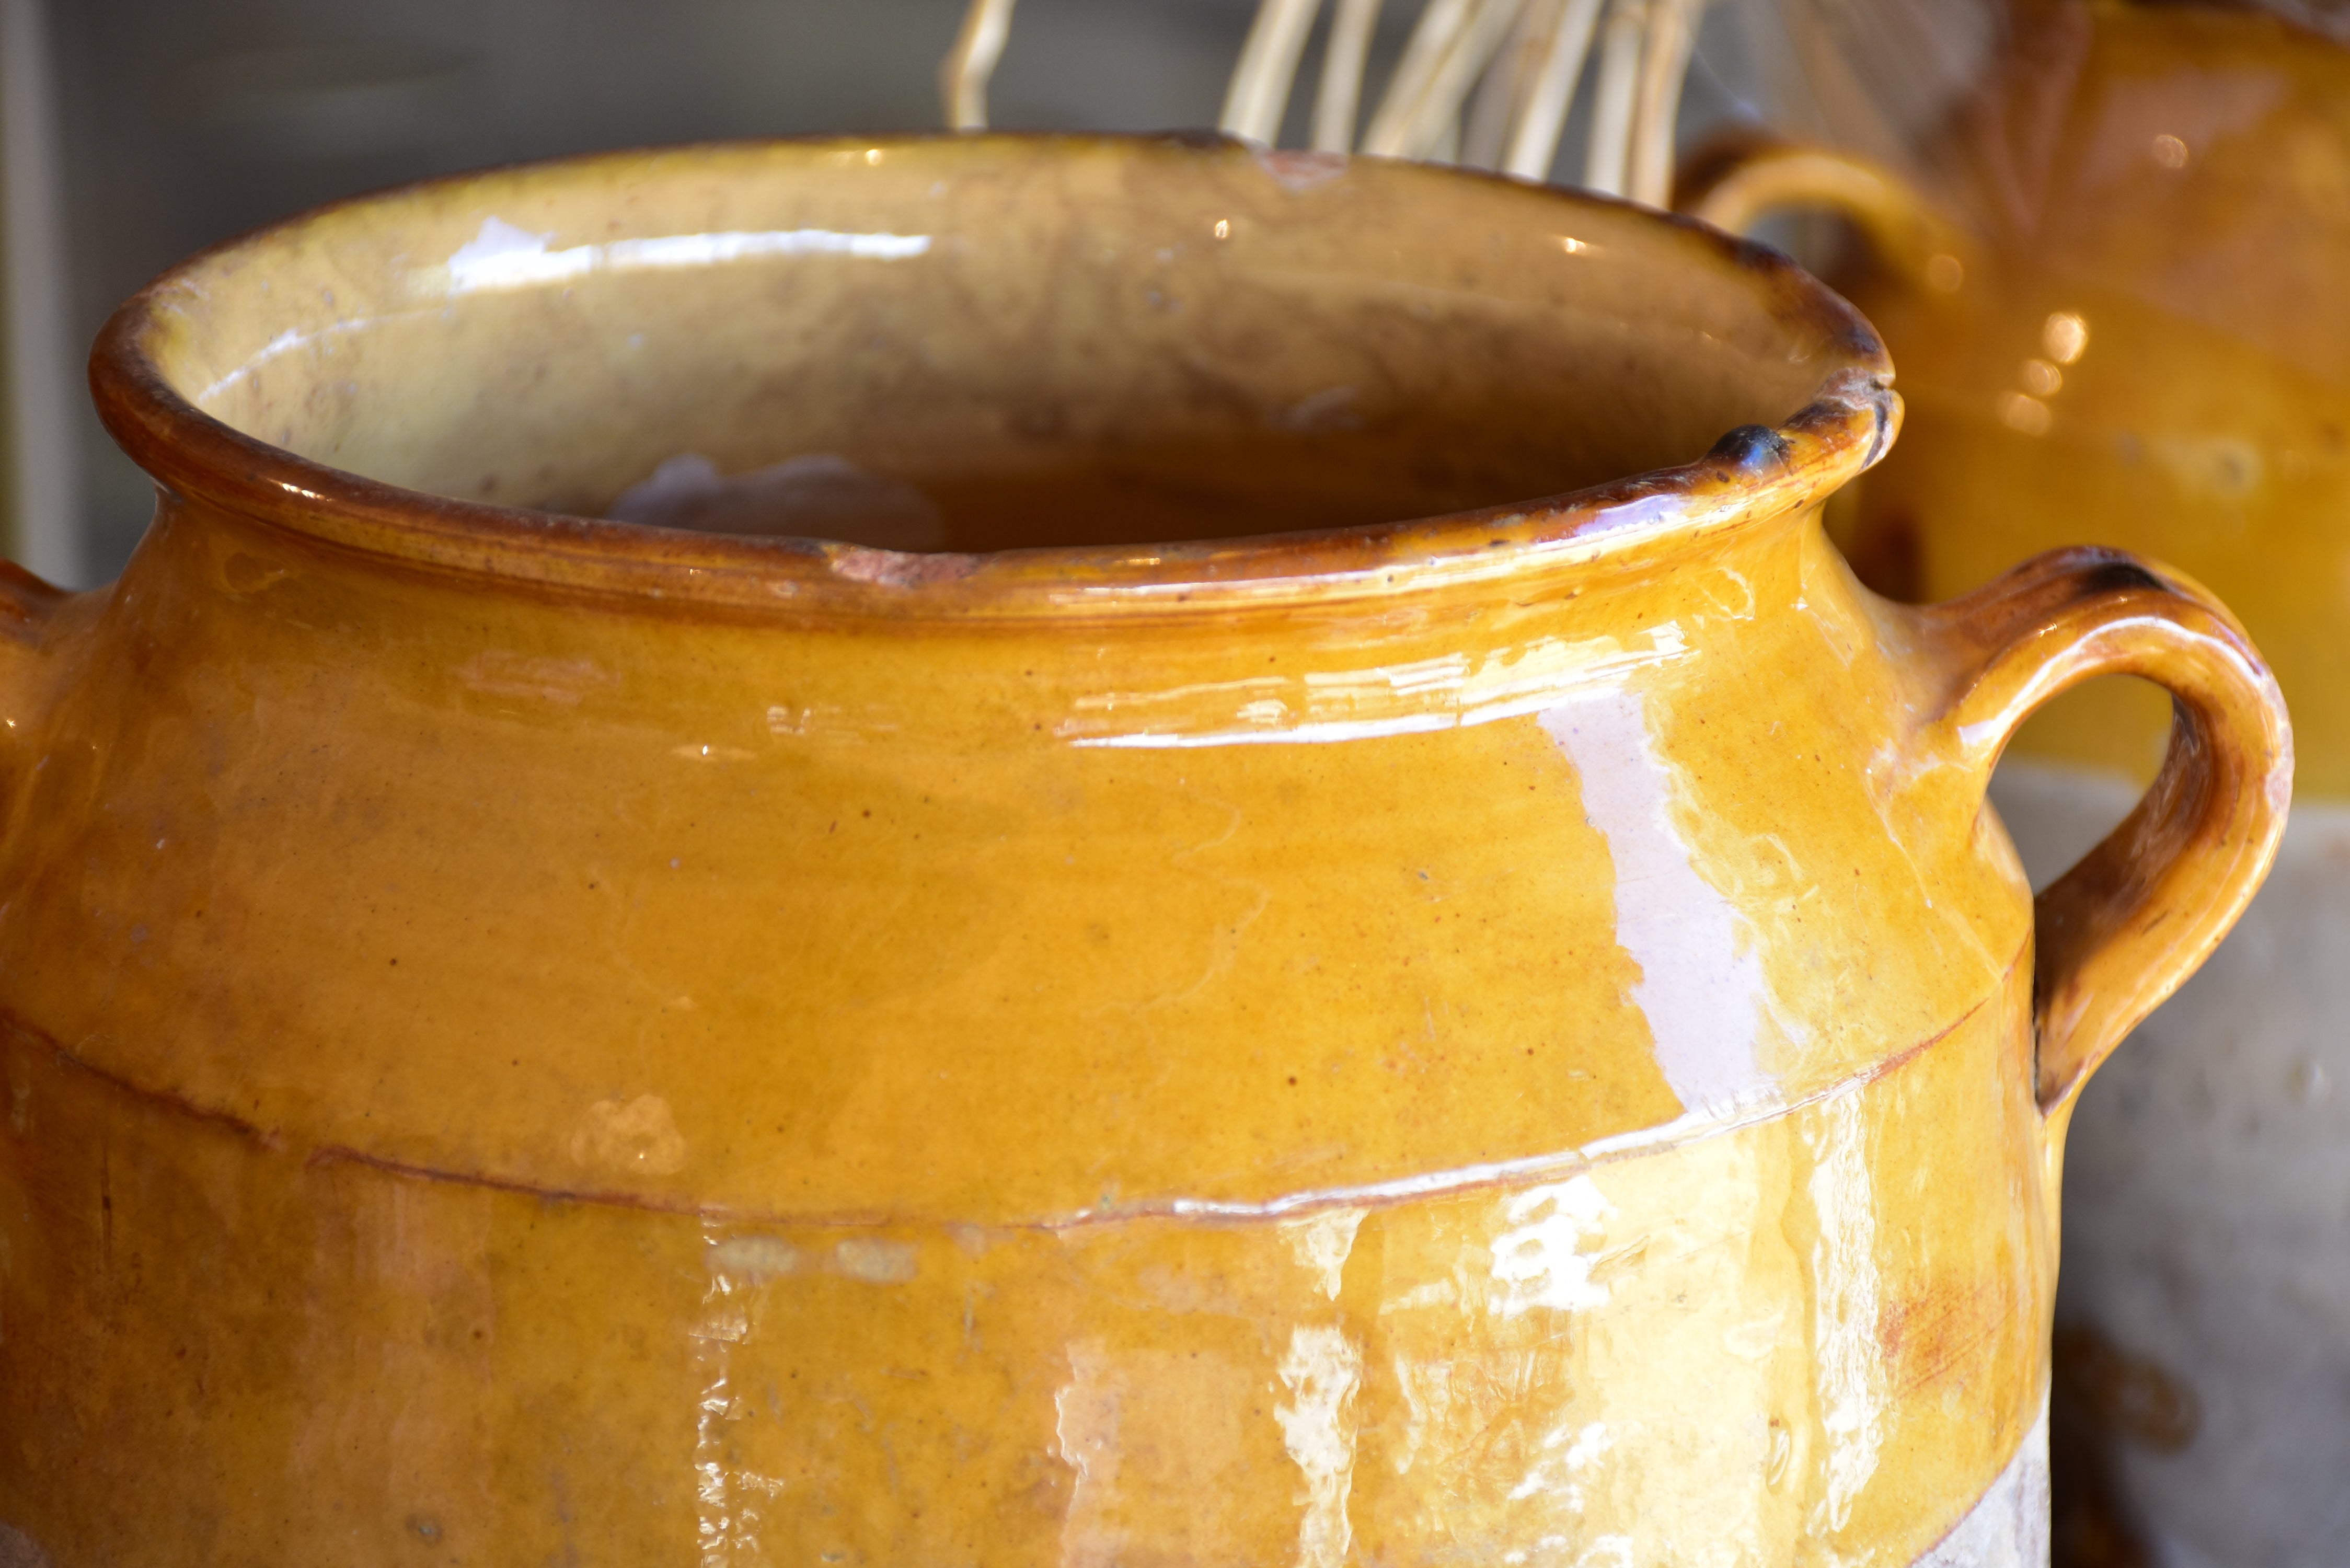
[145,137,1849,551]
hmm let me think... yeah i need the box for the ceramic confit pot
[1681,5,2350,1561]
[0,134,2290,1568]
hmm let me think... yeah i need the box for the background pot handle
[1916,548,2291,1115]
[1674,132,1975,293]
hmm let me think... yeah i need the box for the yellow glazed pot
[1681,5,2350,1561]
[0,135,2290,1567]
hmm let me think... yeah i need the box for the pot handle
[1677,142,2296,1112]
[1674,131,1975,293]
[1918,547,2291,1115]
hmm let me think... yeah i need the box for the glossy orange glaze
[0,135,2289,1564]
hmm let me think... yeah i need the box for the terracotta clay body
[0,135,2290,1565]
[1683,5,2350,1562]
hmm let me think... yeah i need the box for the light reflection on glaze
[1540,685,1776,1116]
[1913,1397,2049,1568]
[692,1232,805,1565]
[635,1052,2029,1565]
[1274,1324,1364,1568]
[693,1233,753,1567]
[1053,1344,1126,1568]
[0,993,2062,1565]
[1490,1175,1613,1317]
[1051,1340,1260,1566]
[1386,1352,1447,1481]
[425,216,931,297]
[196,319,390,403]
[1506,1133,1792,1558]
[8,128,2287,1568]
[1803,1089,1887,1533]
[1282,1206,1365,1300]
[1045,489,1710,608]
[1505,1420,1610,1508]
[1150,1092,1795,1223]
[1060,627,1686,748]
[193,216,933,404]
[655,1111,1935,1564]
[568,1092,688,1175]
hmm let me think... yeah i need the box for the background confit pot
[0,135,2292,1567]
[1683,4,2350,1560]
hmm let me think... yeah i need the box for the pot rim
[88,132,1899,621]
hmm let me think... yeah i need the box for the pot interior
[143,137,1854,552]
